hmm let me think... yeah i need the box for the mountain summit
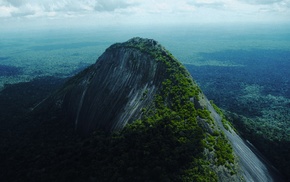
[46,37,199,135]
[31,37,282,181]
[62,37,173,134]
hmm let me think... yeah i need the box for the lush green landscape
[0,25,289,181]
[0,38,241,181]
[185,48,290,180]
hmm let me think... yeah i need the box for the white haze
[1,0,290,32]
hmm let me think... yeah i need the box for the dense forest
[186,48,290,180]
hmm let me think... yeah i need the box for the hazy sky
[1,0,290,30]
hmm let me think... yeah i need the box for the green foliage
[222,118,230,130]
[210,100,222,115]
[214,133,235,166]
[113,110,205,181]
[181,159,218,182]
[197,109,211,119]
[203,132,236,174]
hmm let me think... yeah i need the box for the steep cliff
[47,37,197,135]
[60,38,168,134]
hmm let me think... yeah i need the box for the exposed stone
[51,38,169,134]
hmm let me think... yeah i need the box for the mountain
[58,38,170,134]
[2,38,284,181]
[32,37,243,181]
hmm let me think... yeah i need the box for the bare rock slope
[57,38,169,134]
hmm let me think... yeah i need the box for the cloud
[0,0,289,30]
[10,4,37,17]
[0,4,17,17]
[94,0,135,12]
[188,0,226,9]
[239,0,284,5]
[0,0,137,18]
[5,0,26,7]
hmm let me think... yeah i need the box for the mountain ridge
[27,37,284,181]
[42,37,198,134]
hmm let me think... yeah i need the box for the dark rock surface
[45,38,169,134]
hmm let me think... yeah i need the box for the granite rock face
[58,38,169,134]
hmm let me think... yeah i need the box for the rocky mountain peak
[110,37,162,50]
[50,37,181,135]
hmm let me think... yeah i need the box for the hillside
[0,38,284,181]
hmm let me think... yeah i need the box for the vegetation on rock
[0,38,240,181]
[186,49,290,180]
